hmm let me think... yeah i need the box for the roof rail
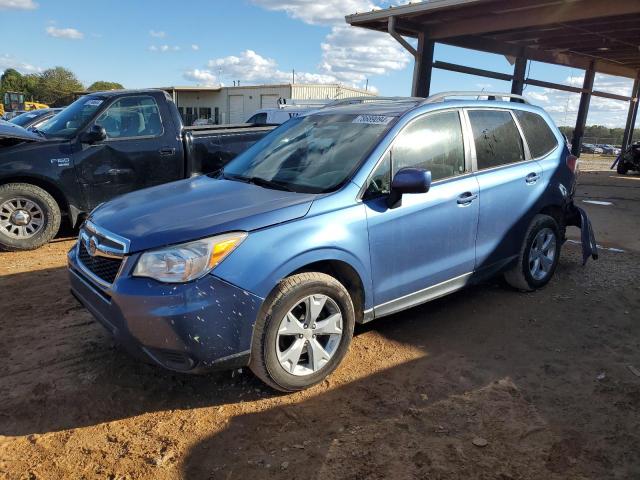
[422,91,529,105]
[324,96,424,108]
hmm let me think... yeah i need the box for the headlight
[133,232,247,283]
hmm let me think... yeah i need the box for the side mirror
[387,168,431,208]
[80,125,107,144]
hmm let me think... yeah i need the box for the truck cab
[0,89,274,251]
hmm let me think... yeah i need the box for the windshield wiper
[246,176,294,192]
[220,172,294,192]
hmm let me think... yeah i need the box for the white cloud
[45,26,84,40]
[0,0,37,10]
[149,44,180,52]
[0,54,42,74]
[149,30,166,38]
[184,49,337,86]
[319,25,410,85]
[251,0,377,26]
[250,0,408,89]
[191,44,199,51]
[184,69,218,86]
[524,74,635,127]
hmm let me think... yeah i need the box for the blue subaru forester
[68,93,596,391]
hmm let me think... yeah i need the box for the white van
[245,107,315,125]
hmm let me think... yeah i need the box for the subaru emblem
[88,236,98,257]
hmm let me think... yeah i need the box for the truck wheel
[504,214,561,292]
[250,272,355,392]
[0,183,61,251]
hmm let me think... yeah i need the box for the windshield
[10,111,44,127]
[38,96,106,138]
[222,113,395,193]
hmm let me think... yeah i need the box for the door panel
[75,95,182,209]
[465,108,544,269]
[229,95,245,123]
[365,175,480,306]
[364,109,479,308]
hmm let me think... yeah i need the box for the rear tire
[249,272,355,392]
[504,214,560,292]
[0,183,61,251]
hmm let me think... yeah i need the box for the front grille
[78,241,123,285]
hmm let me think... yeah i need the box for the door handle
[159,147,176,156]
[457,192,478,205]
[525,172,540,184]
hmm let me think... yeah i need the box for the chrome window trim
[356,108,470,201]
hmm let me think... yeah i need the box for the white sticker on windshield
[26,114,37,118]
[352,114,393,125]
[85,99,103,107]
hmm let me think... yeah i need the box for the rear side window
[514,110,558,158]
[391,110,465,181]
[468,110,524,170]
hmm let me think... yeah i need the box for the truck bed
[185,124,277,176]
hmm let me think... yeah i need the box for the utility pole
[292,69,295,84]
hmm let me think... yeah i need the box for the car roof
[85,89,163,98]
[313,99,423,117]
[315,94,548,118]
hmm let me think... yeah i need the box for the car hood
[0,120,43,144]
[89,176,317,252]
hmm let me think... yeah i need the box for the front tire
[0,183,61,251]
[249,272,355,392]
[504,214,561,292]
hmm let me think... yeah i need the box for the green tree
[0,68,24,93]
[35,67,84,106]
[87,81,124,91]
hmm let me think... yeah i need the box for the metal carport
[346,0,640,156]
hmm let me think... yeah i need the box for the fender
[259,246,373,310]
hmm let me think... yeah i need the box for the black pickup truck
[0,89,275,250]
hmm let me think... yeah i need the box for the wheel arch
[0,175,71,223]
[261,249,372,324]
[289,259,366,323]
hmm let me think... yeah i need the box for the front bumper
[68,245,263,372]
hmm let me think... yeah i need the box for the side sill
[373,272,473,320]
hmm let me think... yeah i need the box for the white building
[160,83,376,125]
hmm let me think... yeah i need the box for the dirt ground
[1,171,639,480]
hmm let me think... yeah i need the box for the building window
[198,107,212,120]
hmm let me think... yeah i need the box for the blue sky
[0,0,635,127]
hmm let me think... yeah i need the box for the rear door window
[514,110,558,158]
[468,110,525,170]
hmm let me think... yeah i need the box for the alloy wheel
[276,294,343,376]
[0,197,44,239]
[529,227,557,281]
